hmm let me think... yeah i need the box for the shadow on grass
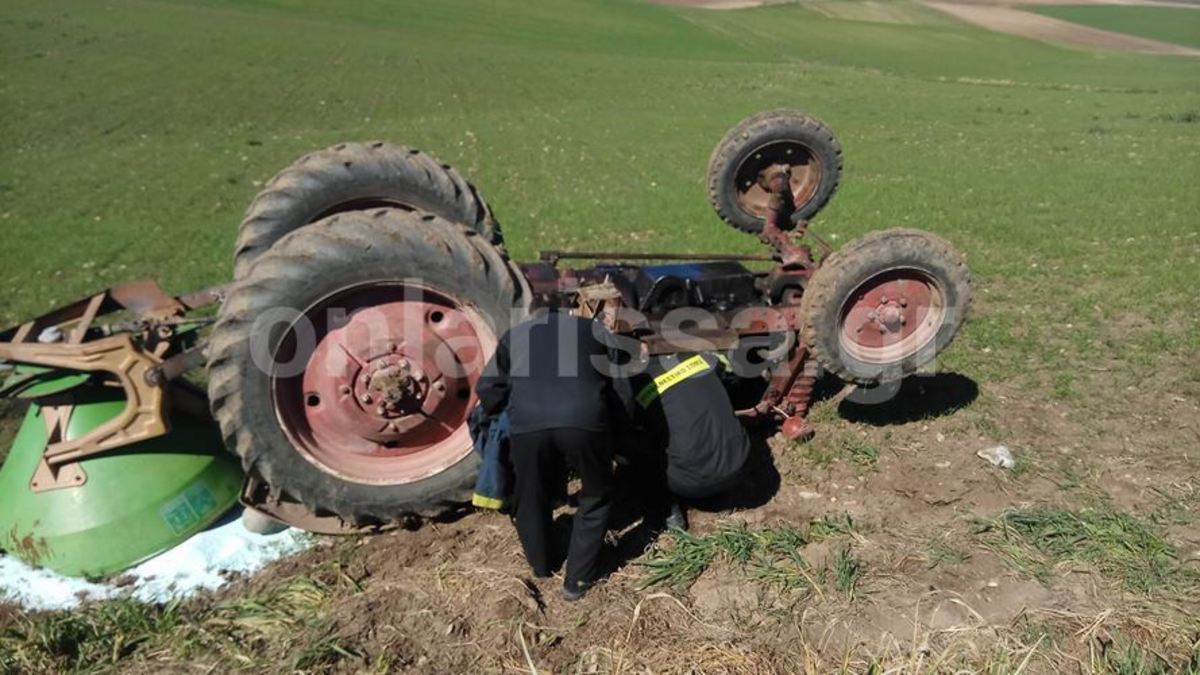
[838,372,978,426]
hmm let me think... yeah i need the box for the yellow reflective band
[636,354,711,408]
[472,493,504,510]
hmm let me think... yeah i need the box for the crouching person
[474,307,629,601]
[634,351,751,531]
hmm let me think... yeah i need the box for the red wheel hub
[839,270,945,365]
[272,285,493,485]
[736,141,822,222]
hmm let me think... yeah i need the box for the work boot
[561,579,592,602]
[666,502,688,532]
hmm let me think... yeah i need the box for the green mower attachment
[0,281,243,578]
[0,375,241,577]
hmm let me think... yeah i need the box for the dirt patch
[649,0,779,9]
[924,1,1200,55]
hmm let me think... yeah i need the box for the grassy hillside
[2,0,1198,391]
[1031,4,1200,49]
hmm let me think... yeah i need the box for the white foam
[0,510,311,611]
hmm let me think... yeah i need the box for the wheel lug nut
[339,385,351,395]
[867,311,878,321]
[435,382,446,392]
[899,297,908,307]
[376,406,386,416]
[360,393,372,404]
[879,295,888,304]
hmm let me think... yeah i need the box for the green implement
[0,378,242,578]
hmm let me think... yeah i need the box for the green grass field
[1,0,1197,399]
[1031,4,1200,49]
[2,0,1199,671]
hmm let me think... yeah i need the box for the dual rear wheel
[209,146,528,525]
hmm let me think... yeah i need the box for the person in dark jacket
[634,351,751,531]
[475,308,632,601]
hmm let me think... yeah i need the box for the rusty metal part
[145,343,208,387]
[240,473,404,535]
[540,250,775,265]
[779,359,819,440]
[840,270,945,365]
[735,141,823,223]
[757,165,815,269]
[521,164,832,435]
[271,284,492,485]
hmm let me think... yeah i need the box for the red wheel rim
[735,141,822,221]
[838,269,945,365]
[270,283,495,485]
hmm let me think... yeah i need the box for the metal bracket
[28,404,88,493]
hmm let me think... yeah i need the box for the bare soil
[648,0,779,8]
[68,366,1191,673]
[924,1,1200,54]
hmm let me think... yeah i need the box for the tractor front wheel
[800,228,970,384]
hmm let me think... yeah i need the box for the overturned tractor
[0,111,969,572]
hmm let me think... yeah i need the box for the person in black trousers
[475,308,632,601]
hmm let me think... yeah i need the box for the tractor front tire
[208,208,527,525]
[801,228,970,384]
[234,143,501,279]
[707,110,843,234]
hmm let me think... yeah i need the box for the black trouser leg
[509,430,558,577]
[555,428,614,588]
[629,443,671,527]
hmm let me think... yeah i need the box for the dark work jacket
[475,310,633,436]
[635,352,751,498]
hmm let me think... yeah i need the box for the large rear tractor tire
[208,209,528,525]
[707,110,843,234]
[234,143,501,279]
[800,228,970,384]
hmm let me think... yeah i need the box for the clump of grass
[804,442,837,469]
[972,505,1193,593]
[0,597,182,673]
[833,546,864,599]
[1096,635,1198,675]
[925,538,970,569]
[0,575,365,674]
[639,519,867,596]
[840,436,879,469]
[806,513,857,542]
[638,523,812,590]
[1150,486,1199,528]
